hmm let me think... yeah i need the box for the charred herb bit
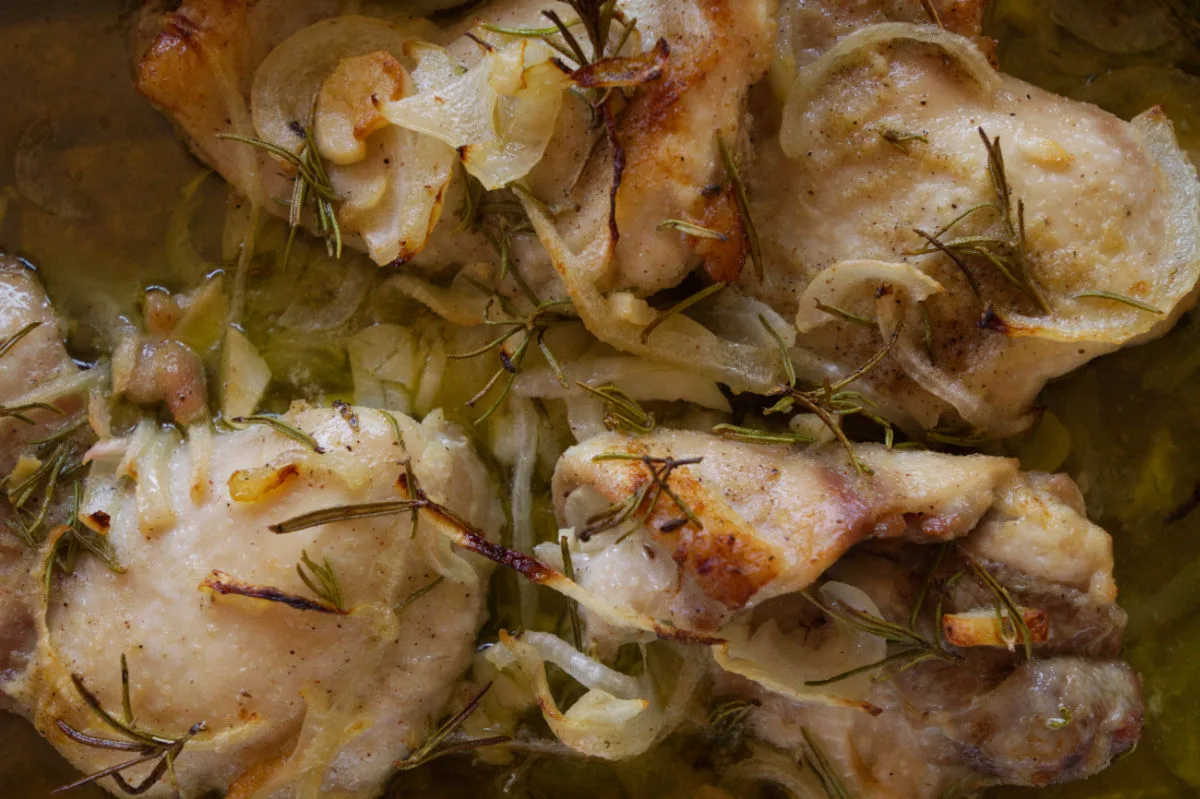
[582,453,703,541]
[878,128,929,154]
[53,655,205,797]
[0,320,40,360]
[717,133,763,282]
[297,550,347,613]
[43,483,124,597]
[1073,290,1164,315]
[801,727,854,799]
[231,414,325,454]
[560,535,584,649]
[656,219,728,241]
[394,682,510,770]
[761,318,901,474]
[333,399,360,432]
[640,281,728,344]
[396,575,446,615]
[711,423,814,446]
[576,382,656,434]
[915,128,1050,314]
[200,569,349,615]
[216,126,342,268]
[963,553,1034,659]
[449,296,576,424]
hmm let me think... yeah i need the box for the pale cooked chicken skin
[747,25,1200,434]
[526,0,778,294]
[135,0,491,269]
[7,406,502,798]
[552,429,1137,793]
[0,260,82,704]
[554,429,1029,626]
[738,545,1140,795]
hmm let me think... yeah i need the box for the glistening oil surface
[1,0,1199,796]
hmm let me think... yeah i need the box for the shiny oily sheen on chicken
[0,0,1197,797]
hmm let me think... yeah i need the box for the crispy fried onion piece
[485,630,702,760]
[381,40,570,190]
[711,582,886,714]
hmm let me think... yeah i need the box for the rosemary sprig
[640,282,727,344]
[1073,291,1164,315]
[814,300,874,327]
[200,569,349,615]
[0,401,63,425]
[53,655,205,797]
[0,320,40,359]
[560,535,584,649]
[231,415,325,454]
[269,500,420,533]
[761,319,901,474]
[964,554,1033,659]
[581,453,703,541]
[711,423,813,446]
[717,133,763,281]
[800,587,955,686]
[7,440,85,550]
[396,575,445,615]
[576,382,656,434]
[915,128,1049,314]
[449,297,575,424]
[297,550,346,613]
[393,682,510,770]
[708,696,759,754]
[43,483,124,596]
[920,0,945,27]
[656,219,728,241]
[801,727,854,799]
[217,126,342,268]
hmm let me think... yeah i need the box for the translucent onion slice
[780,23,1001,161]
[250,15,430,154]
[710,581,888,714]
[332,125,456,265]
[381,40,570,190]
[794,259,944,334]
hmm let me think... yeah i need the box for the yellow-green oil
[1,0,1198,795]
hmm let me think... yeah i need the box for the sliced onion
[513,355,732,412]
[711,582,888,713]
[333,125,456,265]
[219,327,271,419]
[781,23,1000,160]
[381,40,570,190]
[251,15,431,154]
[517,196,787,394]
[794,260,943,333]
[523,631,642,699]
